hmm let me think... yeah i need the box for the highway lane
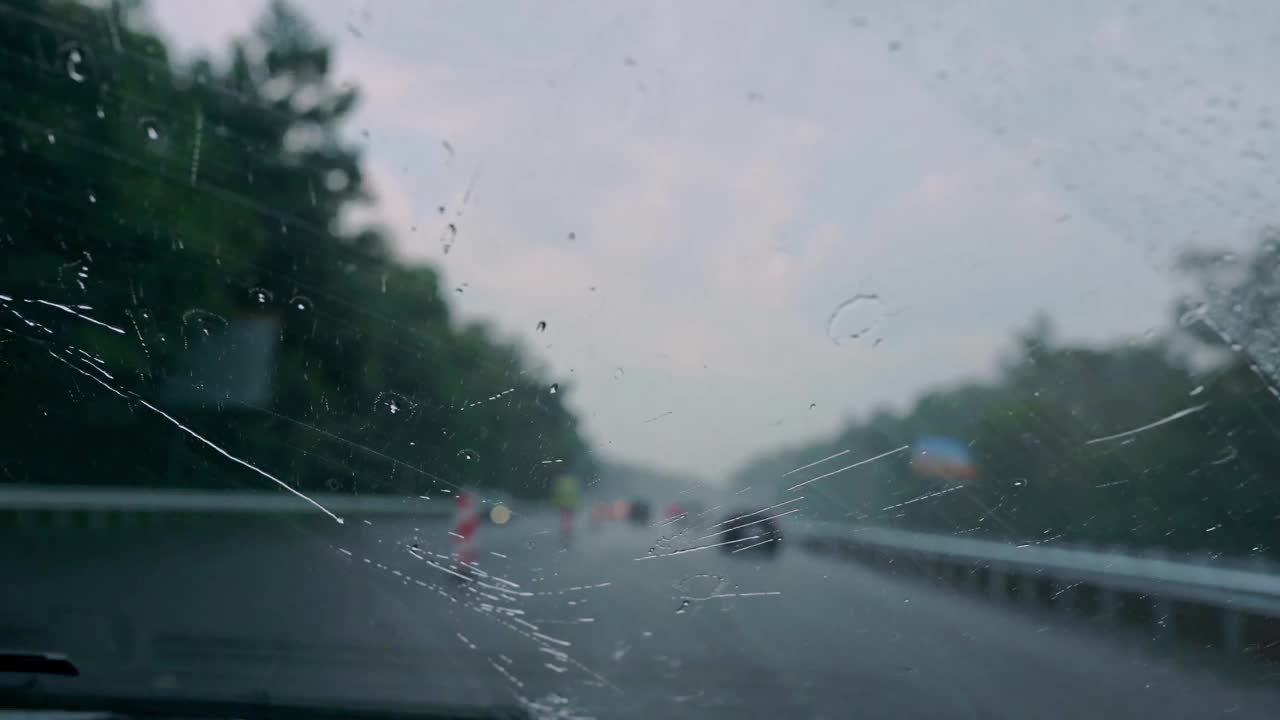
[4,509,1280,719]
[1,515,509,710]
[462,514,1280,719]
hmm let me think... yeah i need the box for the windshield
[4,1,1280,718]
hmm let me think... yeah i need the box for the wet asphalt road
[4,510,1280,719]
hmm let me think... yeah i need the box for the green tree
[0,0,591,500]
[733,237,1280,560]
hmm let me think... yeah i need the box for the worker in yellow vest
[553,473,582,546]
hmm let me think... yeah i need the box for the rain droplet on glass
[376,391,413,416]
[440,223,458,254]
[1178,303,1206,327]
[181,309,228,338]
[62,44,88,82]
[139,118,161,141]
[826,293,883,344]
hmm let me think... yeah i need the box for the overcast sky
[143,0,1280,481]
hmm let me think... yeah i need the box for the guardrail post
[988,566,1006,602]
[1153,597,1175,640]
[1098,588,1120,620]
[1222,610,1245,652]
[1022,574,1040,607]
[968,566,984,593]
[1053,581,1076,613]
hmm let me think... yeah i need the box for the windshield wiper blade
[0,689,529,720]
[0,652,80,677]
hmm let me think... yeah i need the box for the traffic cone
[452,490,479,571]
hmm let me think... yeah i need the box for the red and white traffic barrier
[451,490,479,568]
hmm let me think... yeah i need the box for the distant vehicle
[627,499,651,525]
[717,509,783,556]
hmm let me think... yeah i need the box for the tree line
[0,0,591,499]
[733,234,1280,562]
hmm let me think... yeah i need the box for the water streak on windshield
[3,1,1280,718]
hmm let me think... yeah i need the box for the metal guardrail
[796,520,1280,653]
[0,485,452,530]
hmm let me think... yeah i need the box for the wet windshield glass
[4,1,1280,718]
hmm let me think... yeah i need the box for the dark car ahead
[717,509,783,556]
[628,499,652,525]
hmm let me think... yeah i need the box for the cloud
[146,0,1264,480]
